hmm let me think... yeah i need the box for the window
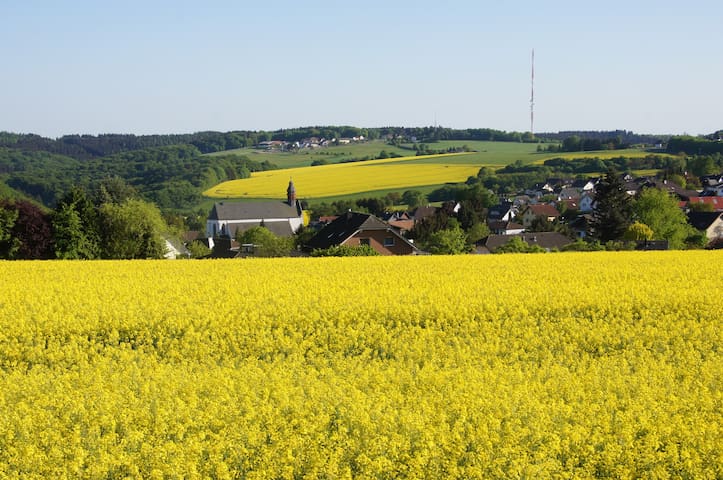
[383,237,395,247]
[359,238,370,246]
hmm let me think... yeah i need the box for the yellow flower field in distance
[203,152,480,199]
[1,251,721,478]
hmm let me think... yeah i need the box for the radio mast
[530,48,535,135]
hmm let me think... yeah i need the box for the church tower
[287,178,296,206]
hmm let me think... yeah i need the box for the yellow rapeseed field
[203,153,480,199]
[1,252,721,478]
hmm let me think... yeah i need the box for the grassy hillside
[207,142,413,169]
[203,141,668,201]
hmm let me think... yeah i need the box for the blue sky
[1,0,721,137]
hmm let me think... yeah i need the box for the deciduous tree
[236,226,293,257]
[98,199,167,259]
[633,188,696,249]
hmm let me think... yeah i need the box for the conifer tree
[591,168,633,242]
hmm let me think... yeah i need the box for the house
[256,140,288,151]
[530,182,555,194]
[520,204,560,228]
[700,174,723,196]
[411,205,438,223]
[487,220,525,235]
[642,179,700,201]
[207,237,241,258]
[163,237,190,259]
[559,199,580,212]
[624,179,645,196]
[635,240,669,251]
[487,201,515,222]
[305,211,419,255]
[387,219,415,235]
[579,192,595,213]
[569,214,592,239]
[477,232,572,253]
[558,187,581,200]
[381,211,411,222]
[510,195,534,210]
[687,211,723,241]
[682,197,723,211]
[206,180,305,239]
[571,178,598,192]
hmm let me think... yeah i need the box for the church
[206,180,305,238]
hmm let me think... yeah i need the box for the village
[187,171,723,258]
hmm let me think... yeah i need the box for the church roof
[228,221,295,238]
[209,200,301,221]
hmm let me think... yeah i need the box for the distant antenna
[530,48,535,135]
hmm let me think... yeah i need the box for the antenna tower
[530,48,535,135]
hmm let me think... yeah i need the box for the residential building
[305,211,419,255]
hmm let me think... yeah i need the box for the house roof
[183,230,202,243]
[487,202,514,220]
[643,180,700,200]
[209,237,241,258]
[525,204,560,217]
[686,197,723,210]
[488,220,524,232]
[388,219,415,232]
[561,199,579,210]
[687,211,723,230]
[209,200,301,221]
[481,232,572,252]
[571,178,597,189]
[412,205,437,221]
[305,211,417,251]
[228,221,295,238]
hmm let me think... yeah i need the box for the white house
[206,180,305,239]
[579,192,595,213]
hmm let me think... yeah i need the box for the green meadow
[206,142,412,169]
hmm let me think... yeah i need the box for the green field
[207,142,413,169]
[210,140,667,169]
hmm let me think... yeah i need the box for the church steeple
[286,178,296,206]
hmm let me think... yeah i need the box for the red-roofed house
[520,204,560,228]
[684,197,723,211]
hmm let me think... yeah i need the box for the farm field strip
[204,153,479,199]
[0,252,721,478]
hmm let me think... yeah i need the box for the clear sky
[1,0,721,138]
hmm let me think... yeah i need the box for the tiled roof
[687,197,723,210]
[388,219,415,231]
[526,204,560,217]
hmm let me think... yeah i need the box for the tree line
[0,146,277,209]
[666,136,723,155]
[0,179,171,260]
